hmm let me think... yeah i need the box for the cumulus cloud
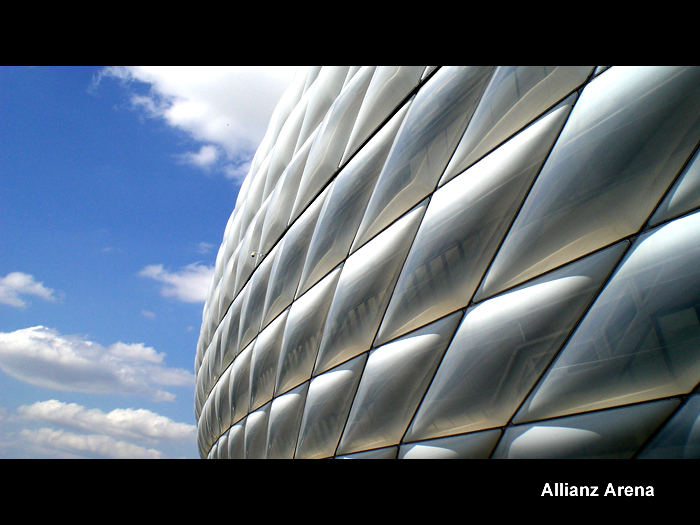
[196,241,215,255]
[0,272,56,308]
[139,263,213,303]
[18,400,195,442]
[96,66,298,178]
[0,326,193,401]
[21,427,163,459]
[179,144,219,169]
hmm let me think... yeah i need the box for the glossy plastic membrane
[375,96,575,345]
[478,66,700,300]
[196,66,700,459]
[400,429,501,459]
[337,312,462,455]
[493,399,678,459]
[516,210,700,423]
[440,66,593,185]
[313,200,428,375]
[638,395,700,458]
[405,242,627,442]
[351,66,495,252]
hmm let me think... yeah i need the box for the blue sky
[0,66,297,458]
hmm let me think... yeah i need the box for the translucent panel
[244,403,270,459]
[260,185,328,328]
[399,429,501,459]
[295,354,367,459]
[493,399,678,459]
[257,127,318,258]
[314,200,428,375]
[301,66,322,95]
[266,382,309,459]
[237,248,274,352]
[342,66,362,89]
[214,364,233,438]
[238,151,270,238]
[229,343,253,425]
[263,95,310,199]
[340,66,425,167]
[294,66,350,154]
[220,290,244,368]
[234,198,269,298]
[211,375,225,441]
[275,266,343,396]
[290,66,375,221]
[297,103,410,297]
[421,66,439,80]
[478,66,700,300]
[376,98,576,345]
[249,308,288,413]
[638,395,700,458]
[218,244,240,323]
[404,242,627,441]
[351,66,495,253]
[336,446,398,459]
[216,431,229,459]
[337,312,462,455]
[256,68,308,166]
[227,419,246,459]
[649,147,700,226]
[516,211,700,422]
[440,66,592,185]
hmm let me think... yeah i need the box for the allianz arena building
[194,66,700,459]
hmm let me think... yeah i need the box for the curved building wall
[195,66,700,459]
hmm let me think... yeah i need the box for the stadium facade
[194,66,700,459]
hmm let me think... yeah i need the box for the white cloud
[18,400,195,442]
[139,263,213,303]
[0,272,56,308]
[97,66,298,178]
[20,427,163,459]
[196,241,215,255]
[179,144,219,169]
[0,326,193,401]
[141,309,156,319]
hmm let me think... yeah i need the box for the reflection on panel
[399,429,501,459]
[478,66,700,300]
[376,97,575,344]
[290,66,375,221]
[257,127,318,258]
[405,243,626,441]
[516,211,700,423]
[493,399,678,459]
[249,309,289,412]
[244,403,270,459]
[260,185,328,328]
[227,419,246,459]
[295,354,367,459]
[638,395,700,458]
[340,66,425,166]
[441,66,592,185]
[336,446,398,459]
[337,312,462,454]
[649,146,700,226]
[314,200,427,376]
[237,249,274,352]
[351,66,495,253]
[275,266,343,396]
[266,382,309,459]
[297,103,410,297]
[229,343,253,426]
